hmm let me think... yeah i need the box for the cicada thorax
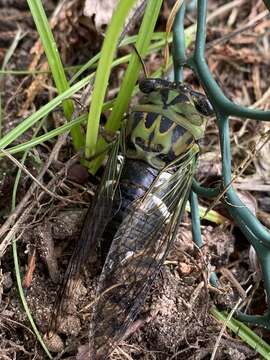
[126,79,213,170]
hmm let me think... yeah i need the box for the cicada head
[126,78,214,169]
[139,78,214,118]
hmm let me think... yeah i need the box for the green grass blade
[11,122,52,359]
[27,0,83,150]
[0,74,91,150]
[211,307,270,359]
[12,236,52,359]
[84,0,137,159]
[88,0,163,173]
[1,114,87,157]
[0,29,24,139]
[106,0,164,133]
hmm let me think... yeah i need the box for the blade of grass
[87,0,164,173]
[85,0,137,159]
[1,30,24,70]
[27,0,83,150]
[0,65,82,76]
[0,29,24,138]
[185,202,230,225]
[0,74,91,150]
[107,0,164,132]
[211,307,270,359]
[1,114,87,157]
[12,236,52,359]
[11,121,52,359]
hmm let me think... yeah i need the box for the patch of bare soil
[1,0,270,359]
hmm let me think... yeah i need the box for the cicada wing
[50,131,125,331]
[89,146,198,359]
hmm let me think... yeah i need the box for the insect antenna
[132,44,149,78]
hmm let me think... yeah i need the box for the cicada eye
[194,97,214,116]
[139,79,157,93]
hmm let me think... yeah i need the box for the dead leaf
[84,0,119,30]
[84,0,146,33]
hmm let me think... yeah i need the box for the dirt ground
[1,0,270,359]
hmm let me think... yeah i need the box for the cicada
[50,78,214,359]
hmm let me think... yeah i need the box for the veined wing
[50,131,125,331]
[88,145,199,359]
